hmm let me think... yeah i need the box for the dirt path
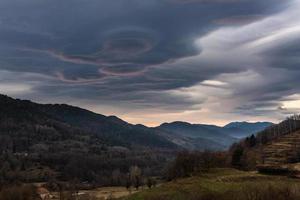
[81,186,139,199]
[52,186,145,199]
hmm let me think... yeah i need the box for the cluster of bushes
[166,151,228,180]
[229,140,260,170]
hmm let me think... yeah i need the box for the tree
[249,135,257,147]
[245,135,257,148]
[125,174,131,191]
[130,166,142,190]
[231,144,244,168]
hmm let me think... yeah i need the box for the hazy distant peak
[224,121,273,129]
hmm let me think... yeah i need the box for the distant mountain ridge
[223,121,274,138]
[0,94,272,151]
[156,121,236,150]
[155,121,273,150]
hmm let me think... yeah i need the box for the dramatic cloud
[0,0,299,126]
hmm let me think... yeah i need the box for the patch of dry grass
[122,168,300,200]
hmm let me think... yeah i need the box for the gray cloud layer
[0,0,299,125]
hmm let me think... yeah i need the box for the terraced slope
[262,130,300,165]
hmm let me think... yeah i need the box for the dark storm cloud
[0,0,288,70]
[263,39,300,71]
[0,0,298,123]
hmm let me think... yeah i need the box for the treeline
[0,118,172,186]
[165,138,260,178]
[256,115,300,145]
[0,148,170,187]
[0,165,158,200]
[166,151,229,180]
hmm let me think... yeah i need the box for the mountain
[224,121,273,138]
[0,94,272,152]
[0,94,180,184]
[156,122,237,150]
[156,121,273,150]
[39,103,180,149]
[0,94,177,150]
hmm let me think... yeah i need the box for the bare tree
[130,166,142,190]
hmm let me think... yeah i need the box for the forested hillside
[0,94,177,186]
[229,115,300,171]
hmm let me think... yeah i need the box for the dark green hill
[0,94,177,150]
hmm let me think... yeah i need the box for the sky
[0,0,300,126]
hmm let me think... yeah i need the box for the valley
[0,94,271,186]
[0,94,300,200]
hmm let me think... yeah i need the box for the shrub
[166,151,228,180]
[0,185,38,200]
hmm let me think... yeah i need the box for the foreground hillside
[123,169,300,200]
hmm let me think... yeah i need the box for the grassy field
[122,168,300,200]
